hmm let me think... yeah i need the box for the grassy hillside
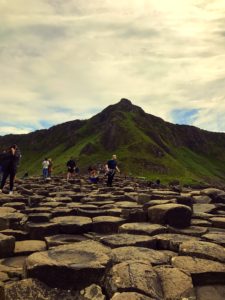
[1,99,225,185]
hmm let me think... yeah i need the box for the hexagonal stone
[167,226,208,237]
[111,292,155,300]
[4,278,79,300]
[45,234,89,248]
[51,216,93,234]
[193,195,212,204]
[92,216,125,233]
[0,229,29,241]
[171,256,225,285]
[26,222,59,240]
[193,204,216,214]
[191,219,212,227]
[202,233,225,247]
[210,217,225,229]
[100,234,156,249]
[0,256,26,278]
[148,204,192,227]
[105,261,163,299]
[111,246,170,265]
[155,234,200,251]
[179,241,225,263]
[15,240,46,255]
[3,202,26,210]
[25,240,112,289]
[0,234,15,258]
[195,285,225,300]
[119,223,167,236]
[154,265,194,300]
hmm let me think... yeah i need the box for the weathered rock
[167,225,208,237]
[0,256,26,278]
[193,204,216,214]
[193,195,212,204]
[27,213,51,223]
[195,285,225,300]
[4,278,79,300]
[105,261,163,299]
[111,292,154,300]
[80,284,106,300]
[0,230,29,241]
[148,204,192,227]
[191,219,212,227]
[172,256,225,285]
[111,246,170,265]
[0,271,9,282]
[121,208,148,222]
[25,240,112,289]
[119,223,167,236]
[100,234,156,249]
[210,217,225,229]
[92,216,125,233]
[51,216,92,234]
[0,234,15,258]
[154,265,194,300]
[179,241,225,263]
[15,240,46,255]
[3,202,26,210]
[155,233,200,251]
[26,222,59,240]
[202,232,225,247]
[45,234,89,248]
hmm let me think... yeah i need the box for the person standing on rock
[66,157,76,181]
[105,154,120,187]
[48,158,53,178]
[0,145,21,195]
[42,158,49,179]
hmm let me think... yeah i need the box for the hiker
[89,167,99,184]
[48,158,53,178]
[0,145,21,195]
[105,154,120,187]
[66,157,76,181]
[42,158,49,179]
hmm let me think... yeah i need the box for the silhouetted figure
[105,154,120,187]
[0,145,21,195]
[66,158,76,181]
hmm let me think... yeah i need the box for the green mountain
[1,99,225,184]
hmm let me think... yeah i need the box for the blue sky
[0,0,225,135]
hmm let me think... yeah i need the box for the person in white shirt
[42,158,49,179]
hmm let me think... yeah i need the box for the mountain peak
[118,98,133,106]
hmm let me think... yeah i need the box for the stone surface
[154,265,194,300]
[51,216,92,234]
[15,240,46,255]
[210,217,225,229]
[0,234,15,258]
[167,225,208,237]
[105,261,163,299]
[100,234,156,249]
[202,232,225,247]
[155,233,200,251]
[25,240,112,289]
[4,278,79,300]
[179,240,225,263]
[118,223,167,236]
[111,246,170,265]
[92,216,125,233]
[111,292,154,300]
[195,285,225,300]
[148,204,192,227]
[80,284,106,300]
[45,234,89,248]
[171,256,225,285]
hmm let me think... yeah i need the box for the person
[48,158,53,178]
[0,145,21,195]
[42,158,49,179]
[89,167,99,184]
[105,154,120,187]
[66,157,76,181]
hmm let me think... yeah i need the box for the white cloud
[0,0,225,135]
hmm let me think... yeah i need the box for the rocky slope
[0,99,225,184]
[0,175,225,299]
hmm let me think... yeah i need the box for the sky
[1,0,225,135]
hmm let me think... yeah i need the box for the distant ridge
[0,99,225,184]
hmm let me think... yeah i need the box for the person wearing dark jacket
[105,154,120,187]
[66,158,76,181]
[0,145,21,195]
